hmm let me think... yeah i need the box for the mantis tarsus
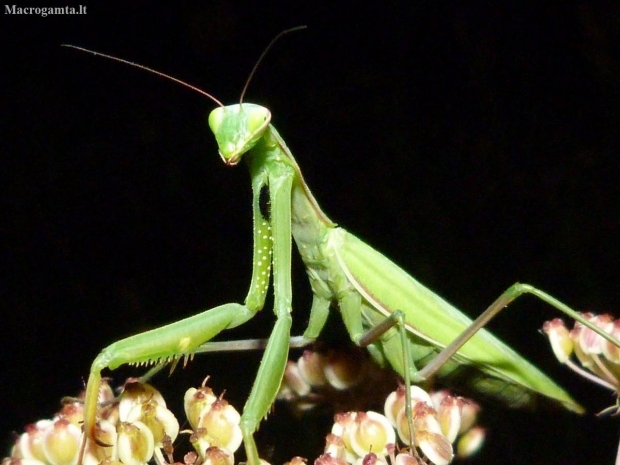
[64,30,620,465]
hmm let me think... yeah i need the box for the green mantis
[64,32,620,465]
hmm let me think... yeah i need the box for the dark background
[3,2,620,464]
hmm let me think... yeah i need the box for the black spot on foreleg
[259,184,271,222]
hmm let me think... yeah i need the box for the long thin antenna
[239,25,307,104]
[61,44,225,107]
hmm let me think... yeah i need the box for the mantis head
[208,104,272,166]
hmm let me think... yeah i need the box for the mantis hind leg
[415,283,620,381]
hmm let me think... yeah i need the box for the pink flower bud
[542,318,574,364]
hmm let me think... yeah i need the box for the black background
[3,2,620,464]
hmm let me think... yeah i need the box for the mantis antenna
[61,44,225,107]
[239,25,307,103]
[61,26,307,107]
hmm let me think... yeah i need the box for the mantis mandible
[64,29,620,465]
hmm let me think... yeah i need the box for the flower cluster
[6,347,485,465]
[279,348,485,465]
[277,347,397,415]
[5,379,242,465]
[184,378,243,461]
[543,313,620,400]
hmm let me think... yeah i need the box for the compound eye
[247,107,271,132]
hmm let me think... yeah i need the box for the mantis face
[209,103,272,166]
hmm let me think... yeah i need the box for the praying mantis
[64,30,620,465]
